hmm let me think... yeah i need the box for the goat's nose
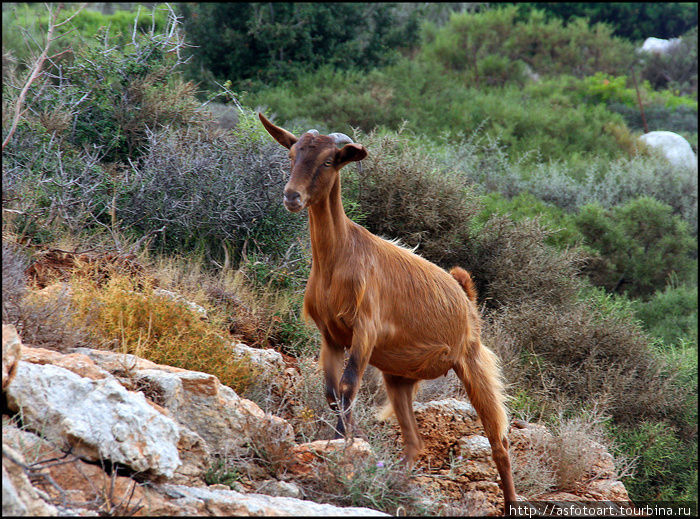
[284,190,301,204]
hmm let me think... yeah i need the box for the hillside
[2,3,697,513]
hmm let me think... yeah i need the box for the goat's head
[258,112,367,212]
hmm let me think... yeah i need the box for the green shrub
[634,283,698,348]
[249,62,633,164]
[421,6,634,80]
[612,422,697,501]
[479,192,583,250]
[512,2,698,41]
[177,3,420,89]
[3,4,199,165]
[574,197,697,298]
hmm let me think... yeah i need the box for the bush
[489,293,688,427]
[3,5,199,165]
[117,112,307,260]
[248,63,633,164]
[2,241,90,351]
[574,197,697,298]
[612,422,697,501]
[421,6,634,80]
[640,26,698,97]
[342,129,480,267]
[634,283,698,348]
[177,3,420,89]
[479,192,583,250]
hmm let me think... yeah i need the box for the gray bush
[437,137,698,230]
[118,116,306,258]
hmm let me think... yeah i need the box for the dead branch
[2,3,86,151]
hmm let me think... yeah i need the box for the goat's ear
[336,143,367,168]
[258,112,298,149]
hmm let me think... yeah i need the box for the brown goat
[258,113,517,506]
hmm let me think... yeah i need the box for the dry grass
[512,408,636,497]
[68,270,257,394]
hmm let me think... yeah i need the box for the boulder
[2,324,22,390]
[639,37,682,55]
[639,131,697,170]
[5,361,183,478]
[147,484,389,516]
[230,342,292,395]
[20,345,110,381]
[132,367,294,457]
[3,423,147,513]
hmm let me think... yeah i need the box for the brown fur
[259,113,517,509]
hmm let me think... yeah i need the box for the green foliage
[634,283,698,348]
[177,2,420,89]
[248,61,632,164]
[574,197,697,298]
[2,4,168,71]
[479,192,583,249]
[612,422,697,501]
[512,2,698,41]
[421,6,634,81]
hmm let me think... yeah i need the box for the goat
[258,113,517,506]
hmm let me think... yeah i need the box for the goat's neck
[307,176,351,274]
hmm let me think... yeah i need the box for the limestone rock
[2,443,58,516]
[3,423,147,514]
[153,288,208,319]
[5,361,183,478]
[410,398,483,470]
[639,131,697,170]
[132,367,294,457]
[20,345,110,381]
[149,484,390,516]
[254,479,303,499]
[2,324,22,390]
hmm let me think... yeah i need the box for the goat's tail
[450,266,477,303]
[454,341,509,443]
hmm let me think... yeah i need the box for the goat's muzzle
[283,189,304,212]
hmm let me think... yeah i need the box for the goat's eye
[324,159,333,167]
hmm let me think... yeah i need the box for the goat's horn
[329,132,354,148]
[306,129,319,136]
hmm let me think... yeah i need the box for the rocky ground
[3,322,630,516]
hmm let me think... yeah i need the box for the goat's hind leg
[453,343,517,506]
[382,373,423,466]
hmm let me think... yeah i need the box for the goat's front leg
[319,336,345,437]
[337,322,375,439]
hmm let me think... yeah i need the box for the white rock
[639,36,682,55]
[414,397,478,418]
[459,434,492,459]
[134,368,294,456]
[231,342,285,373]
[153,288,208,319]
[639,131,697,170]
[255,479,303,499]
[157,484,389,516]
[5,361,182,478]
